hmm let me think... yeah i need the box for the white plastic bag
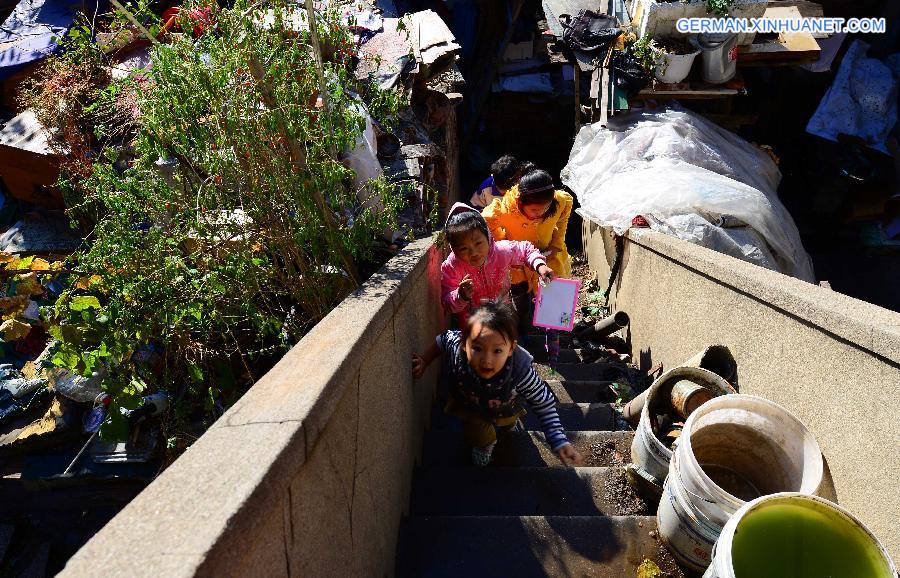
[561,107,815,281]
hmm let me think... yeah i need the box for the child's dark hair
[445,210,490,249]
[518,168,558,220]
[462,300,519,345]
[492,155,526,190]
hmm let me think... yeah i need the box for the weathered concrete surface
[410,466,634,516]
[422,430,634,468]
[583,221,900,560]
[61,238,444,577]
[397,515,660,577]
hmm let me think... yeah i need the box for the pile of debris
[0,0,466,572]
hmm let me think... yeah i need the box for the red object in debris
[161,6,215,38]
[631,215,649,227]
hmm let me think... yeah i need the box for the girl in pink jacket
[441,203,553,324]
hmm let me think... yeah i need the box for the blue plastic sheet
[0,0,97,79]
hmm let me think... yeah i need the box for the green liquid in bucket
[731,503,892,578]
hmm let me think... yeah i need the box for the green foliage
[706,0,736,17]
[632,35,660,73]
[36,0,404,442]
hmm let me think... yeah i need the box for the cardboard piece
[532,277,580,332]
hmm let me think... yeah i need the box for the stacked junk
[591,316,899,577]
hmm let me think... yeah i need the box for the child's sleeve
[440,260,470,313]
[515,368,570,452]
[548,192,573,257]
[509,240,547,272]
[434,330,450,352]
[481,198,507,241]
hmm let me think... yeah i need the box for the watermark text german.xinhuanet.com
[676,17,886,35]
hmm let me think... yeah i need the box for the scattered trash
[669,380,713,420]
[0,0,96,78]
[0,210,83,254]
[46,367,104,404]
[0,383,49,426]
[637,558,663,578]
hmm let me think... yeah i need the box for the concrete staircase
[397,349,683,577]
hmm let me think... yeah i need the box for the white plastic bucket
[658,395,824,572]
[630,366,733,485]
[704,493,897,578]
[654,49,700,84]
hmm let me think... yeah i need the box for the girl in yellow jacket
[482,168,573,362]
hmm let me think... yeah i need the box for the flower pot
[654,48,701,83]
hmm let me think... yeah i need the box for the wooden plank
[0,143,64,209]
[635,87,739,98]
[599,65,609,125]
[738,6,820,62]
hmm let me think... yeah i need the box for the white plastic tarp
[562,107,815,281]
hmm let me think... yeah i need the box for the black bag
[610,46,650,97]
[559,10,621,54]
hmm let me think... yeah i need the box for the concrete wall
[583,221,900,560]
[60,238,444,577]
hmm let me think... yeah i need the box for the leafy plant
[632,35,661,73]
[706,0,736,18]
[33,0,405,444]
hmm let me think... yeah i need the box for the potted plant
[652,36,700,83]
[633,35,660,75]
[633,36,699,84]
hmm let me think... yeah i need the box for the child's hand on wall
[411,353,427,379]
[536,264,554,286]
[556,443,584,466]
[458,274,474,301]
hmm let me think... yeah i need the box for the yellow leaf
[74,274,103,290]
[0,295,28,311]
[0,253,12,264]
[0,319,31,341]
[637,559,662,578]
[30,258,51,271]
[15,273,44,297]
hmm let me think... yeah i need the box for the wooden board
[635,86,739,99]
[738,6,821,63]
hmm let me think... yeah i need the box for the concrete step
[546,379,617,404]
[522,402,616,431]
[528,346,581,364]
[430,401,617,432]
[546,362,629,382]
[421,430,633,468]
[410,466,650,517]
[396,515,665,578]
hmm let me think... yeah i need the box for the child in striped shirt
[412,300,583,467]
